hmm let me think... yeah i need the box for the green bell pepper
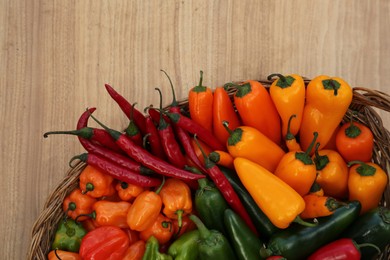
[342,206,390,259]
[260,200,361,260]
[224,208,265,260]
[142,236,173,260]
[51,218,87,252]
[189,214,236,259]
[167,230,200,260]
[194,177,229,235]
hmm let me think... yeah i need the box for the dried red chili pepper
[70,153,162,188]
[104,84,147,135]
[88,113,206,181]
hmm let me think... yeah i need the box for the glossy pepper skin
[189,214,236,260]
[225,124,285,173]
[79,225,130,260]
[234,157,306,229]
[223,209,264,260]
[300,194,345,219]
[348,161,388,214]
[313,145,349,199]
[342,206,390,259]
[115,181,144,202]
[62,188,97,221]
[219,166,279,239]
[226,80,281,144]
[122,240,145,260]
[268,73,305,138]
[212,86,241,145]
[274,132,318,196]
[260,201,361,260]
[79,165,115,198]
[167,230,200,260]
[52,219,87,252]
[92,200,131,228]
[142,236,173,260]
[140,213,174,245]
[336,120,374,162]
[47,250,81,260]
[299,75,353,154]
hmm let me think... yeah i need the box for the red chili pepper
[75,108,154,176]
[154,88,186,169]
[104,84,147,135]
[124,103,143,146]
[144,116,166,159]
[165,111,226,151]
[194,136,258,235]
[70,153,162,188]
[307,238,381,260]
[89,113,206,181]
[79,226,130,260]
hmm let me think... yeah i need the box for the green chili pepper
[189,214,236,259]
[142,236,173,260]
[220,166,279,239]
[342,206,390,259]
[194,177,229,236]
[224,208,265,260]
[260,200,361,260]
[51,218,87,252]
[167,230,200,260]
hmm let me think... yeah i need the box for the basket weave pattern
[28,81,390,260]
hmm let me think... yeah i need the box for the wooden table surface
[1,0,390,258]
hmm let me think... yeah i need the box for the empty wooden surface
[1,0,390,258]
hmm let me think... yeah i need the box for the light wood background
[1,0,390,258]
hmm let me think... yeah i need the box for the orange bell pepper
[91,201,132,228]
[212,86,241,145]
[274,132,318,196]
[225,80,281,144]
[299,75,353,154]
[234,157,316,229]
[300,194,345,219]
[224,123,285,173]
[313,144,349,199]
[115,181,144,202]
[336,119,374,163]
[348,161,388,214]
[122,240,146,260]
[269,73,305,137]
[159,178,192,233]
[209,150,235,169]
[48,250,81,260]
[62,188,97,221]
[188,70,213,132]
[127,178,165,231]
[139,213,174,244]
[79,165,116,198]
[285,114,302,152]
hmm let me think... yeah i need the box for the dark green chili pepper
[167,230,200,260]
[142,236,173,260]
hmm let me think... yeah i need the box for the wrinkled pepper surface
[52,219,87,252]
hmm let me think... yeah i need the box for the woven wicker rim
[27,80,390,260]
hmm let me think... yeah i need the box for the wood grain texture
[1,0,389,258]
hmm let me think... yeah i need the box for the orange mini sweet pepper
[90,200,132,229]
[224,122,285,173]
[139,213,174,245]
[225,80,281,144]
[62,188,97,221]
[269,73,305,137]
[300,194,345,219]
[234,157,316,229]
[274,132,318,196]
[348,161,388,214]
[285,115,302,152]
[115,181,144,202]
[299,75,353,154]
[79,165,116,198]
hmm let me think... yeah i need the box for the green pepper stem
[193,134,213,169]
[88,110,122,141]
[189,214,211,239]
[285,114,297,141]
[125,103,140,137]
[161,69,178,107]
[305,132,318,156]
[267,73,287,82]
[155,88,168,130]
[74,211,96,224]
[356,242,381,254]
[155,176,165,195]
[174,210,184,238]
[54,249,62,260]
[43,127,93,139]
[69,153,88,168]
[142,133,151,149]
[294,216,319,227]
[313,143,329,170]
[222,121,233,135]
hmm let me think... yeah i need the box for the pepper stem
[295,132,318,165]
[193,134,213,169]
[267,73,287,82]
[125,103,140,137]
[43,127,93,139]
[222,120,233,135]
[68,153,88,168]
[142,133,151,149]
[355,242,381,254]
[54,249,61,260]
[87,110,122,141]
[155,88,169,130]
[347,160,376,176]
[74,211,96,224]
[305,132,318,155]
[313,143,329,170]
[161,69,178,107]
[293,216,319,227]
[285,114,297,141]
[175,210,184,237]
[155,176,165,195]
[189,214,211,239]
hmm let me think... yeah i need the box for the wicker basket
[28,80,390,260]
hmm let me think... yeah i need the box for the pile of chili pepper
[44,71,389,260]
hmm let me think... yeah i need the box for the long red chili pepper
[155,88,186,169]
[162,70,208,173]
[70,152,162,188]
[194,136,258,235]
[72,108,154,175]
[144,116,166,160]
[104,84,147,135]
[89,112,206,181]
[124,103,143,146]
